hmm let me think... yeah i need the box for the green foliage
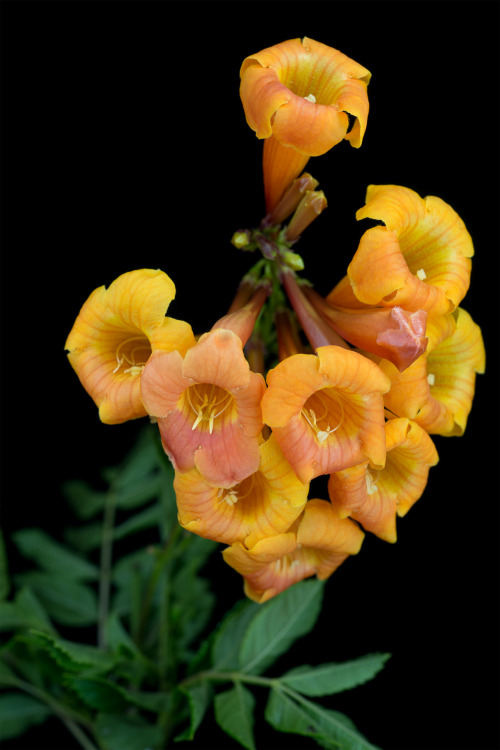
[1,425,390,749]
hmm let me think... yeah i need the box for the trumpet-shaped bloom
[174,434,308,547]
[261,346,390,484]
[380,308,485,435]
[223,498,364,603]
[65,269,196,424]
[328,418,439,542]
[345,185,474,315]
[240,37,371,211]
[140,328,266,488]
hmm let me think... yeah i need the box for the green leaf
[12,529,99,581]
[64,522,103,552]
[0,587,53,632]
[175,681,212,741]
[62,479,107,519]
[0,691,51,741]
[281,654,391,697]
[0,658,19,686]
[114,473,162,511]
[14,572,98,626]
[26,631,115,673]
[211,599,259,670]
[65,675,129,712]
[239,579,324,675]
[113,503,161,541]
[94,712,164,750]
[214,682,256,750]
[0,530,10,600]
[265,687,380,750]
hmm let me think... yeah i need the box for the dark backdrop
[1,2,499,749]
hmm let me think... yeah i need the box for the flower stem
[97,488,117,650]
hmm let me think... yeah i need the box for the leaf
[113,504,161,541]
[26,631,115,673]
[65,675,129,712]
[0,587,53,632]
[12,529,99,580]
[0,691,51,741]
[0,530,10,600]
[0,659,19,686]
[14,572,98,626]
[265,687,380,750]
[214,683,256,750]
[64,522,103,552]
[175,681,212,741]
[239,579,324,675]
[281,654,391,697]
[211,599,259,670]
[62,479,107,520]
[94,712,164,750]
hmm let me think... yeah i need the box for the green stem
[97,489,117,650]
[179,669,279,690]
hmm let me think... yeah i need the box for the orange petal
[65,269,195,424]
[349,186,473,314]
[175,434,308,547]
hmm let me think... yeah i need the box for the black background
[1,2,499,749]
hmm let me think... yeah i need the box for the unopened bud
[285,190,328,241]
[231,230,253,250]
[281,250,305,272]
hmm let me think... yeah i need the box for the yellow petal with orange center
[381,309,484,435]
[328,419,438,542]
[175,434,308,547]
[240,37,371,155]
[65,269,195,424]
[348,186,473,315]
[223,499,364,603]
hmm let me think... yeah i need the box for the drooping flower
[380,308,485,436]
[140,287,268,488]
[223,498,365,603]
[174,434,308,548]
[335,185,474,315]
[240,37,371,212]
[65,269,196,424]
[261,346,390,484]
[328,418,439,543]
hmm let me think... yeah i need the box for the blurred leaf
[281,654,391,697]
[175,681,212,741]
[64,522,103,552]
[113,504,161,541]
[65,675,130,712]
[66,502,161,554]
[0,587,53,633]
[239,579,324,675]
[25,631,115,673]
[211,599,259,671]
[214,683,256,750]
[265,687,380,750]
[0,659,19,686]
[14,572,98,626]
[0,531,9,600]
[104,611,141,658]
[0,692,51,741]
[62,479,107,520]
[94,712,164,750]
[12,529,99,581]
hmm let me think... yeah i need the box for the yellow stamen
[416,268,427,281]
[186,384,233,433]
[304,93,316,103]
[301,391,344,445]
[113,336,150,375]
[427,372,435,386]
[365,470,379,495]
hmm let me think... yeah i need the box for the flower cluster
[65,38,484,602]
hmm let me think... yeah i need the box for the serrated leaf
[175,681,212,741]
[95,712,164,750]
[214,683,256,750]
[12,529,99,581]
[239,579,324,675]
[211,599,259,670]
[26,631,115,673]
[14,572,98,626]
[266,687,380,750]
[0,531,9,600]
[281,654,391,697]
[0,691,51,741]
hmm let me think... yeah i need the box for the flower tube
[65,269,196,424]
[223,498,364,603]
[240,37,370,211]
